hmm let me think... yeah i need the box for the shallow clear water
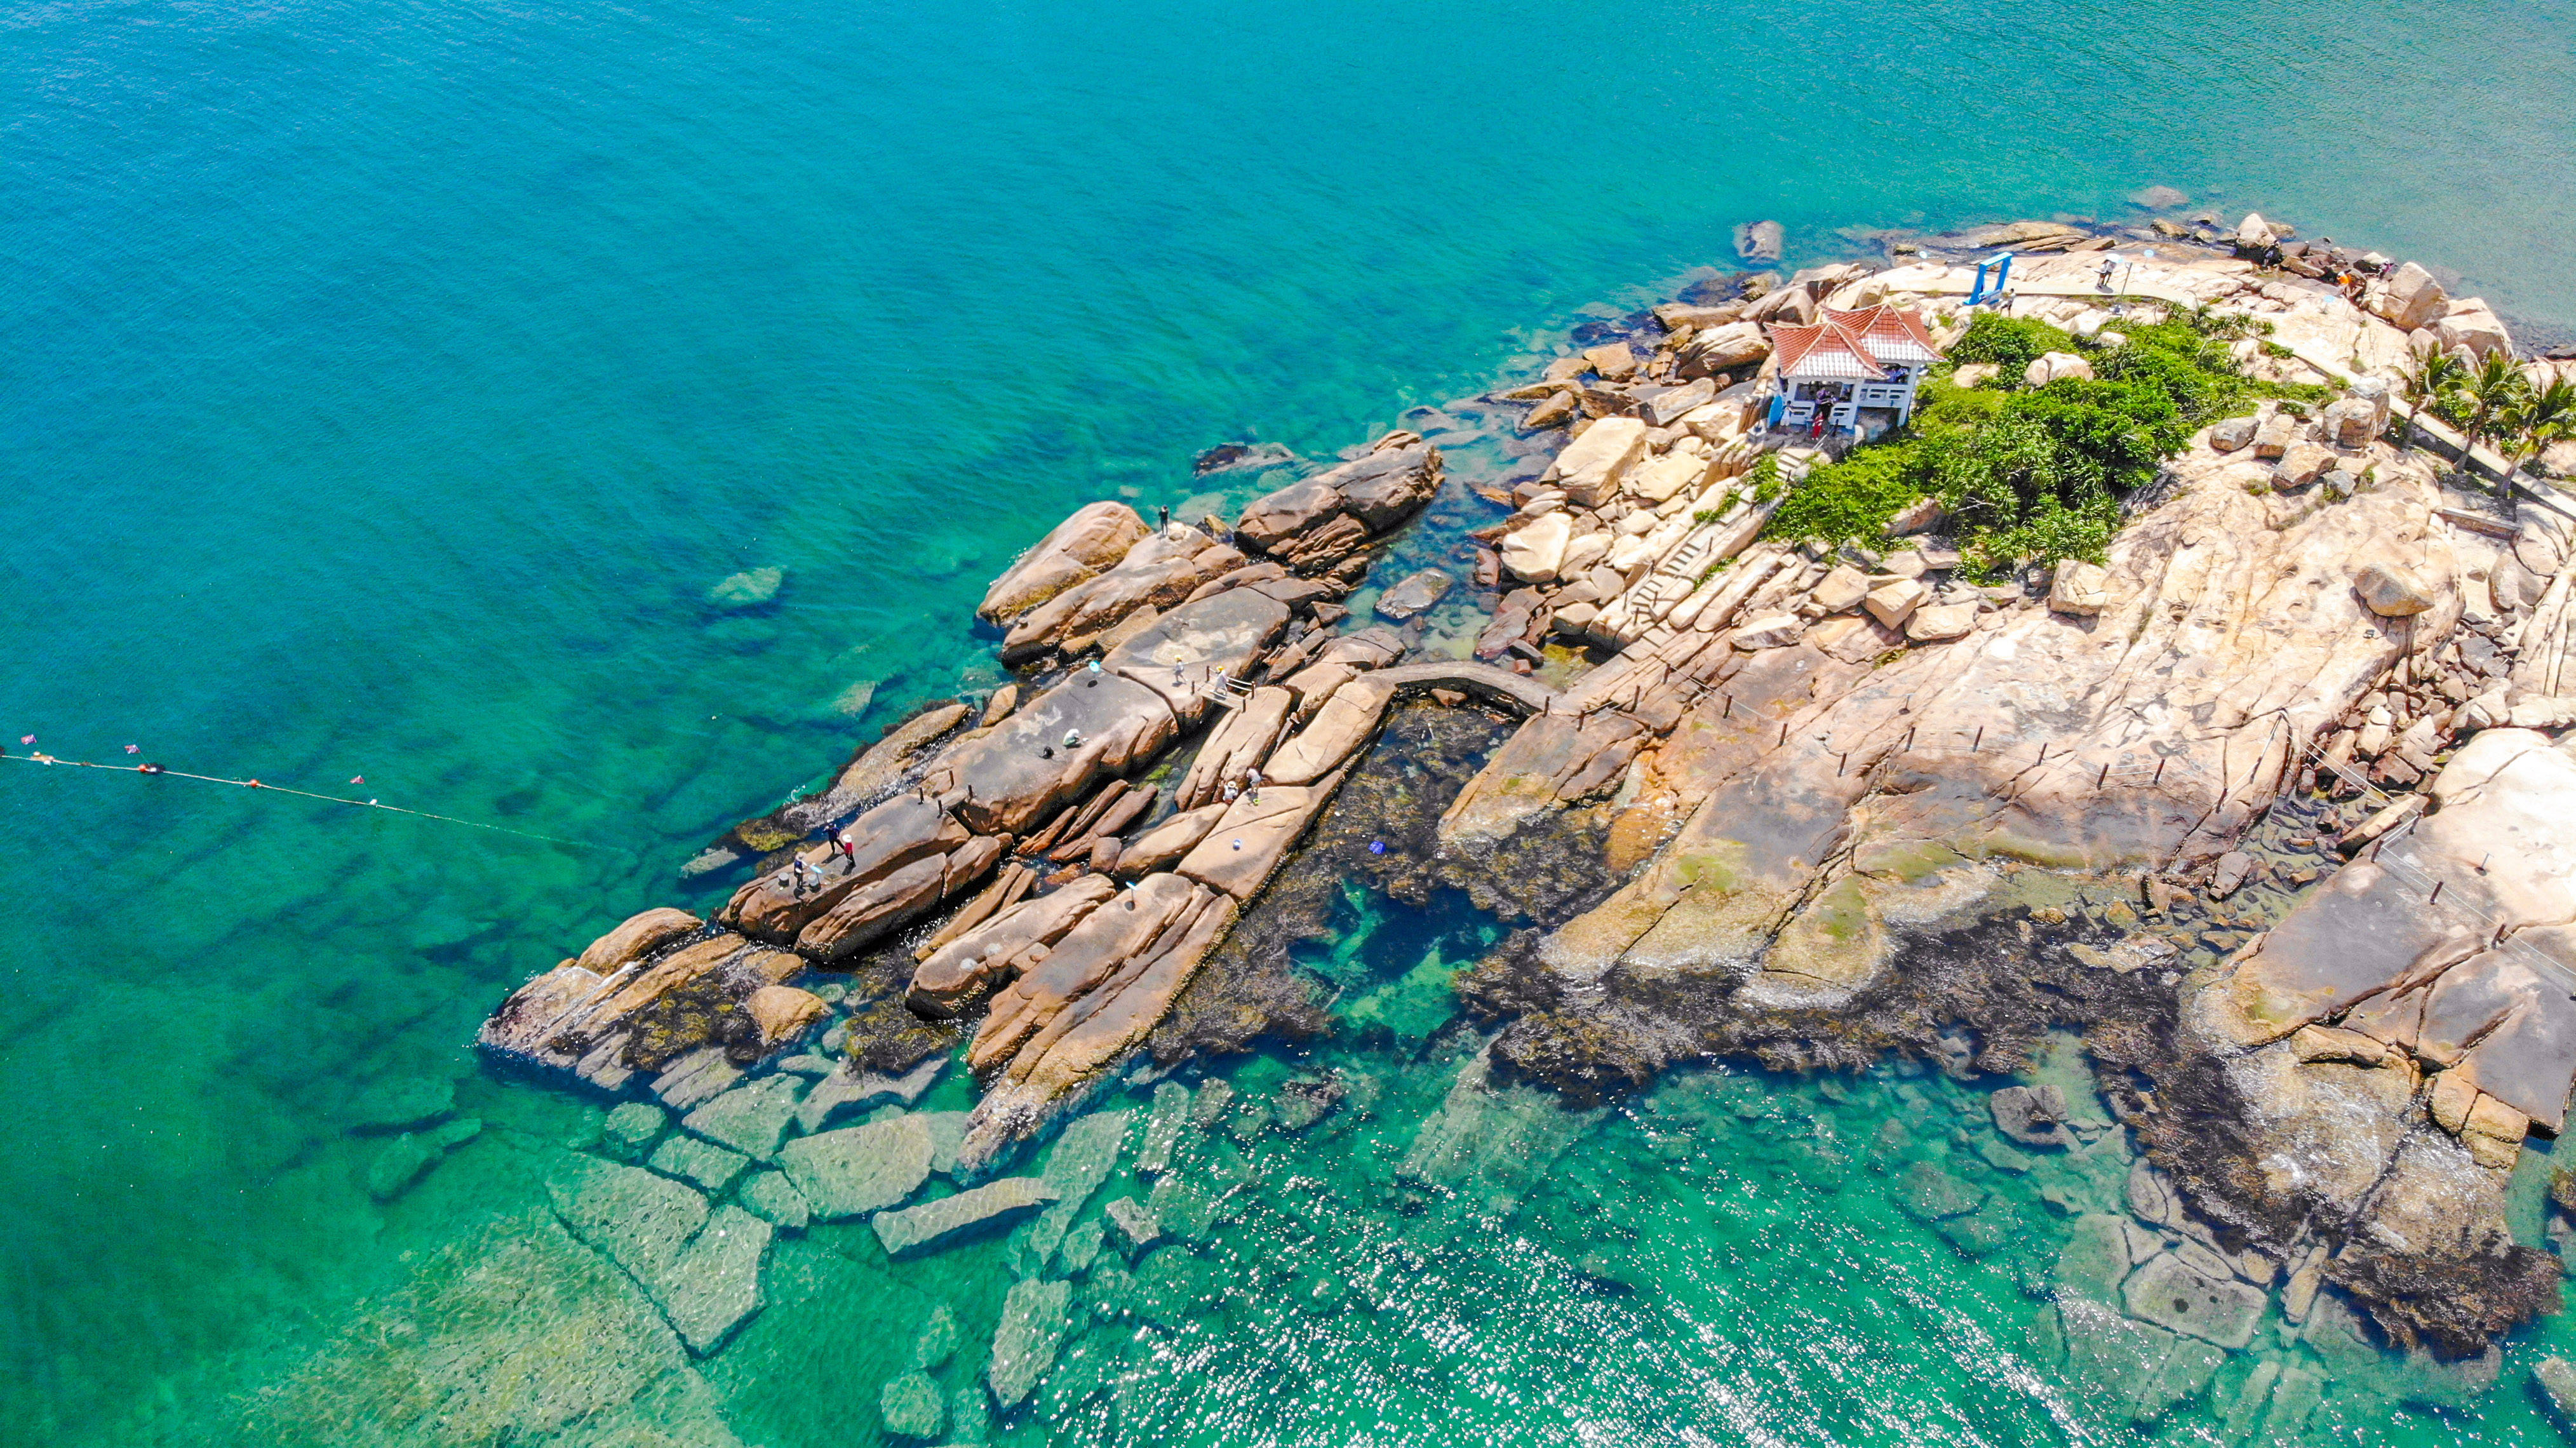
[9,0,2576,1442]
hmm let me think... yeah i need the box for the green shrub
[1745,452,1784,504]
[1911,376,2004,429]
[1767,442,1926,544]
[1946,313,2074,378]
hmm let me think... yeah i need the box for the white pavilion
[1762,304,1944,438]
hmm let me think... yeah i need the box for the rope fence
[1,748,599,850]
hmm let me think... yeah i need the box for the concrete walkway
[2270,336,2576,520]
[1879,262,2209,309]
[1375,660,1558,714]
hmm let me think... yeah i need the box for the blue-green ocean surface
[8,1,2576,1444]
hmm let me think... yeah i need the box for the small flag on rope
[126,745,140,754]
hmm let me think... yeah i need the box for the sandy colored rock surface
[1234,432,1442,572]
[970,873,1208,1073]
[2204,730,2576,1130]
[1543,417,1647,506]
[575,908,704,975]
[921,673,1177,836]
[1177,687,1294,810]
[1263,678,1393,786]
[979,501,1150,623]
[1103,585,1293,721]
[1465,432,2464,1010]
[909,874,1117,1016]
[1176,775,1346,899]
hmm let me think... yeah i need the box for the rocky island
[476,209,2576,1422]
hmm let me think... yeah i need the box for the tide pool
[7,0,2576,1443]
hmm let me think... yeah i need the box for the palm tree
[2506,375,2576,481]
[2460,351,2532,497]
[2397,347,2465,453]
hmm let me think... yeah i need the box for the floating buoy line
[2,744,598,850]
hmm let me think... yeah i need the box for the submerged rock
[915,1304,962,1367]
[1030,1110,1131,1262]
[365,1132,443,1203]
[2049,1297,2225,1424]
[658,1206,770,1355]
[1134,1081,1190,1176]
[681,1072,804,1160]
[1374,567,1456,623]
[873,1177,1059,1259]
[1104,1195,1161,1252]
[546,1155,768,1355]
[880,1370,945,1439]
[2120,1250,2265,1349]
[736,1169,812,1231]
[345,1075,457,1134]
[238,1213,745,1447]
[987,1277,1074,1409]
[1989,1083,2074,1148]
[601,1101,668,1159]
[649,1132,752,1194]
[2536,1355,2576,1424]
[1897,1162,1986,1222]
[707,566,785,610]
[1273,1072,1346,1132]
[774,1115,934,1219]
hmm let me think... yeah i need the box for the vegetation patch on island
[1766,309,2328,575]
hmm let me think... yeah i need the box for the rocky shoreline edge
[474,207,2576,1403]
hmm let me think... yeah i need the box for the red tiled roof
[1772,322,1886,381]
[1828,304,1942,365]
[1772,304,1942,380]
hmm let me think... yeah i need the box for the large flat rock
[659,1205,770,1355]
[1002,531,1240,660]
[911,875,1117,1016]
[926,672,1177,835]
[239,1214,746,1447]
[1030,1109,1131,1261]
[1473,435,2471,1011]
[547,1155,709,1291]
[1175,778,1342,899]
[871,1177,1060,1259]
[979,500,1149,623]
[2213,730,2576,1127]
[724,791,962,941]
[773,1114,935,1219]
[2120,1250,2267,1350]
[1263,679,1392,786]
[544,1156,768,1356]
[1105,586,1292,721]
[1234,435,1440,570]
[970,873,1205,1073]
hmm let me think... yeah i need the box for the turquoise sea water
[9,1,2576,1443]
